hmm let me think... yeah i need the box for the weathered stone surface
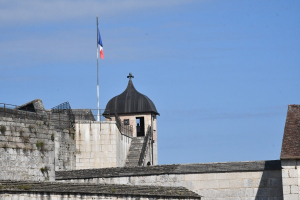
[75,122,131,169]
[55,128,76,171]
[125,137,144,166]
[56,160,281,179]
[0,180,201,199]
[0,116,74,181]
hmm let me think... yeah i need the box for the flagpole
[97,15,100,121]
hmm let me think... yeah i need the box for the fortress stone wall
[54,127,76,171]
[0,117,56,181]
[1,98,300,199]
[0,114,77,181]
[281,159,300,199]
[56,160,283,199]
[75,121,132,169]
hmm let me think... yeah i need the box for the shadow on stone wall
[255,161,283,199]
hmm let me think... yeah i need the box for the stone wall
[0,117,55,181]
[54,128,76,171]
[75,121,132,169]
[116,127,132,167]
[56,160,283,200]
[281,159,300,200]
[106,113,158,165]
[142,137,152,166]
[280,105,300,199]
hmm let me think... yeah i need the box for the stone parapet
[75,122,132,169]
[56,160,283,199]
[56,160,281,179]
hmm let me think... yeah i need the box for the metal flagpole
[97,15,100,121]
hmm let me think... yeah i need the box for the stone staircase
[125,137,145,167]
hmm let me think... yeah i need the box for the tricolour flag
[98,28,104,59]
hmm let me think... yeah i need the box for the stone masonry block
[291,185,299,194]
[282,185,290,195]
[284,194,299,200]
[244,188,255,197]
[289,169,298,178]
[119,177,129,184]
[193,180,205,190]
[219,180,230,188]
[216,173,228,180]
[204,180,219,189]
[282,177,298,186]
[230,188,245,197]
[282,169,289,178]
[236,172,252,179]
[185,174,198,181]
[199,173,216,181]
[230,180,242,188]
[242,179,255,188]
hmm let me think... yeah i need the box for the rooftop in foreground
[0,180,200,199]
[56,160,282,180]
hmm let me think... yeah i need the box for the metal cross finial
[127,73,134,79]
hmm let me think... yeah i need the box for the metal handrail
[0,103,103,129]
[51,102,75,129]
[138,125,152,166]
[114,112,133,137]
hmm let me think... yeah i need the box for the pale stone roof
[56,160,281,180]
[0,181,201,199]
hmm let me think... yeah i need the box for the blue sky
[1,0,300,164]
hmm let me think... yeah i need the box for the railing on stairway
[138,125,152,166]
[114,112,133,137]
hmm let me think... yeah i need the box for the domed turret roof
[103,77,159,116]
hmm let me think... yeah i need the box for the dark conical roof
[104,79,159,115]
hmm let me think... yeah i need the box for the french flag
[98,28,104,59]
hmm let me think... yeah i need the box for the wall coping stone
[0,180,200,199]
[56,160,281,180]
[75,121,116,124]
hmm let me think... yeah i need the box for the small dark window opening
[124,119,129,125]
[147,161,151,166]
[136,117,145,137]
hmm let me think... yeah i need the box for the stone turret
[103,73,159,165]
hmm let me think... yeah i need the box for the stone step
[125,137,145,167]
